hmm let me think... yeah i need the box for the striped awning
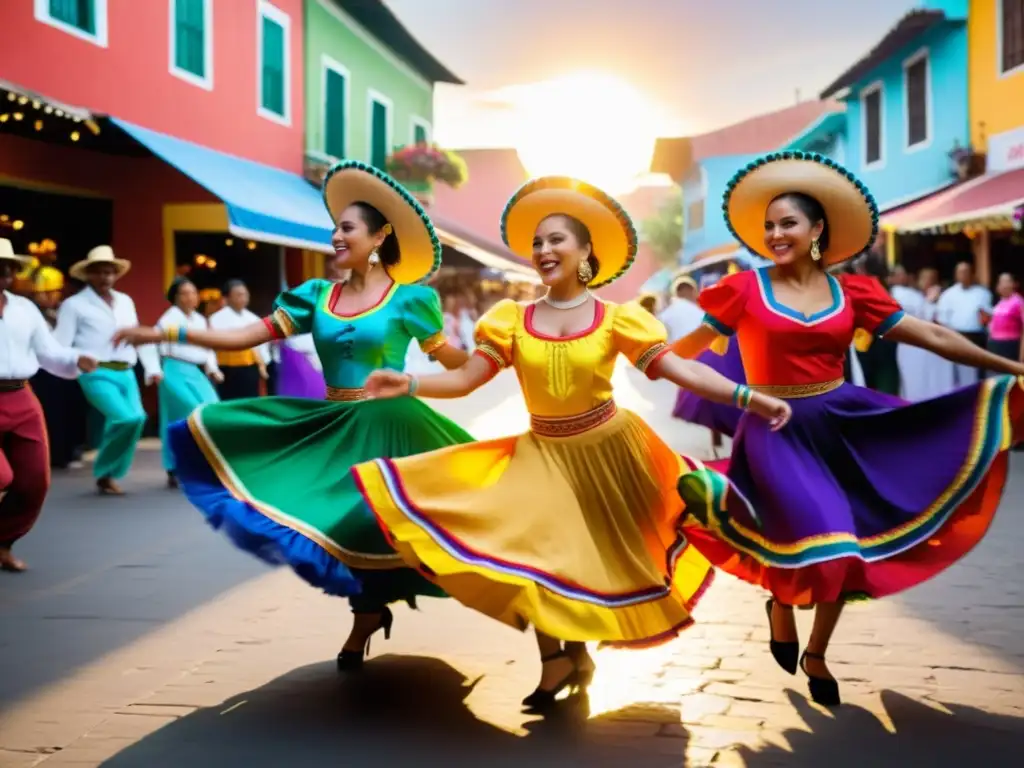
[881,168,1024,234]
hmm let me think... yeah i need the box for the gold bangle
[164,325,178,343]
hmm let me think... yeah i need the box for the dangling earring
[810,239,821,262]
[577,259,594,284]
[368,250,381,269]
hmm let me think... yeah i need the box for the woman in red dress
[673,151,1024,706]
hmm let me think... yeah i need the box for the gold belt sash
[326,386,369,402]
[217,350,258,367]
[750,378,844,399]
[530,399,617,437]
[98,361,132,371]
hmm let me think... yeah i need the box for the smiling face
[331,204,386,273]
[85,263,119,293]
[175,280,199,312]
[763,196,824,266]
[532,215,591,289]
[997,272,1018,298]
[0,261,15,292]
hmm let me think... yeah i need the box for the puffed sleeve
[697,272,750,336]
[612,301,671,379]
[264,279,326,339]
[473,299,519,371]
[401,285,448,354]
[839,274,905,337]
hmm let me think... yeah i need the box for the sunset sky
[386,0,919,191]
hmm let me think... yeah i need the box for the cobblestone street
[1,367,1022,767]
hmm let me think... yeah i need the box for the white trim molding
[169,0,214,91]
[256,0,292,127]
[367,88,393,165]
[902,46,932,152]
[320,54,351,159]
[313,0,432,92]
[860,80,885,170]
[34,0,109,48]
[997,0,1024,79]
[410,115,432,144]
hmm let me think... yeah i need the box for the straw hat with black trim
[723,151,880,266]
[322,160,442,285]
[669,271,698,295]
[500,177,638,289]
[0,239,31,269]
[69,245,131,282]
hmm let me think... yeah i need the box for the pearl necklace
[542,290,591,310]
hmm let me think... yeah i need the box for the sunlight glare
[497,72,665,194]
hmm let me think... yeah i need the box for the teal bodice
[270,279,445,389]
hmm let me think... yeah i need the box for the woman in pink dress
[986,272,1024,364]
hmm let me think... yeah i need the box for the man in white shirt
[209,280,270,400]
[937,261,993,386]
[54,247,161,496]
[657,275,705,342]
[0,240,96,570]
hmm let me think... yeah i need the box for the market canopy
[881,168,1024,235]
[112,118,334,252]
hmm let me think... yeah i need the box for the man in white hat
[658,274,705,342]
[0,239,97,571]
[53,246,161,495]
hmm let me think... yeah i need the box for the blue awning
[112,119,332,252]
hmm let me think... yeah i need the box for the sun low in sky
[457,72,673,194]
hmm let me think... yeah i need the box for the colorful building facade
[968,0,1024,171]
[820,4,970,211]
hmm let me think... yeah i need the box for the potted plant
[386,144,468,204]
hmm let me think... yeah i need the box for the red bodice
[699,269,904,387]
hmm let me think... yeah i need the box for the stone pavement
[1,368,1023,766]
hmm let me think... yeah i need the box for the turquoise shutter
[324,69,347,158]
[371,100,388,169]
[414,123,428,145]
[50,0,96,34]
[174,0,206,78]
[261,17,285,116]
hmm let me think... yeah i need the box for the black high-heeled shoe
[565,642,596,687]
[765,598,798,675]
[522,650,585,712]
[336,606,393,672]
[800,650,841,706]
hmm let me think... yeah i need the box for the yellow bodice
[473,299,670,418]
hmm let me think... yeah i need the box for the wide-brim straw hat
[723,151,879,266]
[669,271,698,294]
[0,238,30,268]
[322,160,442,285]
[69,245,131,282]
[501,177,638,289]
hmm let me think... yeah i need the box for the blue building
[817,3,970,211]
[650,101,837,273]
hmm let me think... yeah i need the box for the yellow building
[969,1,1024,166]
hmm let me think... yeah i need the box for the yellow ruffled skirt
[352,406,716,647]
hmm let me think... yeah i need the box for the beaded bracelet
[178,325,189,343]
[163,325,178,343]
[732,384,753,410]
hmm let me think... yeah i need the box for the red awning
[882,168,1024,234]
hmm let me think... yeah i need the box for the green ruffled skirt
[168,396,473,609]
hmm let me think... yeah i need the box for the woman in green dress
[114,161,473,669]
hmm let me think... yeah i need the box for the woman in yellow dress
[354,177,790,711]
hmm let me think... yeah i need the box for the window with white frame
[904,51,929,148]
[411,117,431,145]
[368,91,392,170]
[257,1,290,125]
[35,0,108,47]
[861,83,883,166]
[322,57,349,159]
[1001,0,1024,74]
[170,0,213,89]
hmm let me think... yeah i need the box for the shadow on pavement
[738,689,1022,767]
[100,656,692,767]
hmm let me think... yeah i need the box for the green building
[303,0,460,171]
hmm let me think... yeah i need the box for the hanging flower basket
[386,144,469,195]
